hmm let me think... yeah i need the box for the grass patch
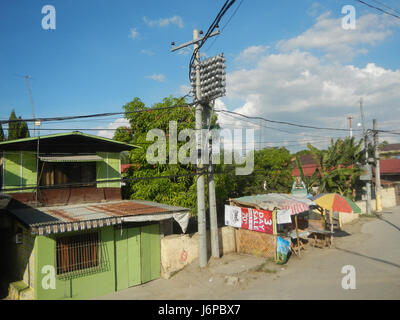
[255,259,277,274]
[359,213,379,219]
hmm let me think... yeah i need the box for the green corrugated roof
[0,131,138,149]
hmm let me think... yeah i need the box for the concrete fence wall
[160,226,237,279]
[355,187,397,214]
[342,187,397,225]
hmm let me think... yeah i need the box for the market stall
[226,193,318,263]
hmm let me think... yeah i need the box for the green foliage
[232,147,294,196]
[114,96,199,214]
[114,97,296,215]
[296,137,363,199]
[294,149,312,157]
[7,110,30,141]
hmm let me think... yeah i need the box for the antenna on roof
[24,75,38,137]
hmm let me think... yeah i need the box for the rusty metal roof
[8,200,189,235]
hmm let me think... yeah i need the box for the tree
[114,96,199,214]
[7,110,30,141]
[296,137,363,199]
[233,147,294,196]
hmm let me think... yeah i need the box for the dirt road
[97,206,400,300]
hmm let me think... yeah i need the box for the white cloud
[227,50,400,120]
[141,49,155,56]
[146,74,165,82]
[97,118,130,139]
[235,45,269,63]
[277,12,397,61]
[220,12,400,151]
[306,2,325,17]
[177,47,192,55]
[143,15,184,28]
[129,28,139,39]
[179,84,192,96]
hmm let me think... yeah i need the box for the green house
[0,132,190,300]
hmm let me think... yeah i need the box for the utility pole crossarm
[170,30,220,52]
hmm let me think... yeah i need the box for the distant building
[380,143,400,159]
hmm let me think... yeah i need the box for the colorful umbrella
[312,193,361,214]
[343,196,362,214]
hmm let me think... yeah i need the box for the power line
[188,0,236,81]
[353,0,400,19]
[0,103,195,125]
[219,112,347,138]
[370,0,400,15]
[215,109,362,132]
[205,0,245,52]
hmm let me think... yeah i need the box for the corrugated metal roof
[0,131,138,150]
[8,200,189,235]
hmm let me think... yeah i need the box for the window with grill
[56,232,100,275]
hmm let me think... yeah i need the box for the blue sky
[0,0,399,151]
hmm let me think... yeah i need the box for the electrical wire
[353,0,400,19]
[205,0,245,52]
[188,0,237,82]
[370,0,400,15]
[0,102,195,125]
[215,109,362,132]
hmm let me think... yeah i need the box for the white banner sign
[277,209,292,224]
[224,205,242,228]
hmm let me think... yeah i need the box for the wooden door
[115,227,141,291]
[140,224,160,284]
[127,227,141,287]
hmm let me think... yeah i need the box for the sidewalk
[95,253,280,300]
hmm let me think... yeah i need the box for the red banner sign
[241,207,273,234]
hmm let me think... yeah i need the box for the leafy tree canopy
[7,110,30,141]
[114,96,199,214]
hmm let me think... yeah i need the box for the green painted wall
[3,151,37,193]
[2,151,121,192]
[22,152,37,193]
[34,227,116,300]
[96,152,121,188]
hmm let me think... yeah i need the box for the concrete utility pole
[207,101,220,259]
[171,29,220,267]
[360,98,372,214]
[193,28,207,268]
[373,119,382,212]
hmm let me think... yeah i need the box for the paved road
[97,206,400,300]
[231,208,400,300]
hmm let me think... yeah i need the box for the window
[40,161,96,187]
[56,232,99,275]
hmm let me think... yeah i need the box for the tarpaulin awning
[231,193,316,215]
[121,211,190,233]
[39,155,103,162]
